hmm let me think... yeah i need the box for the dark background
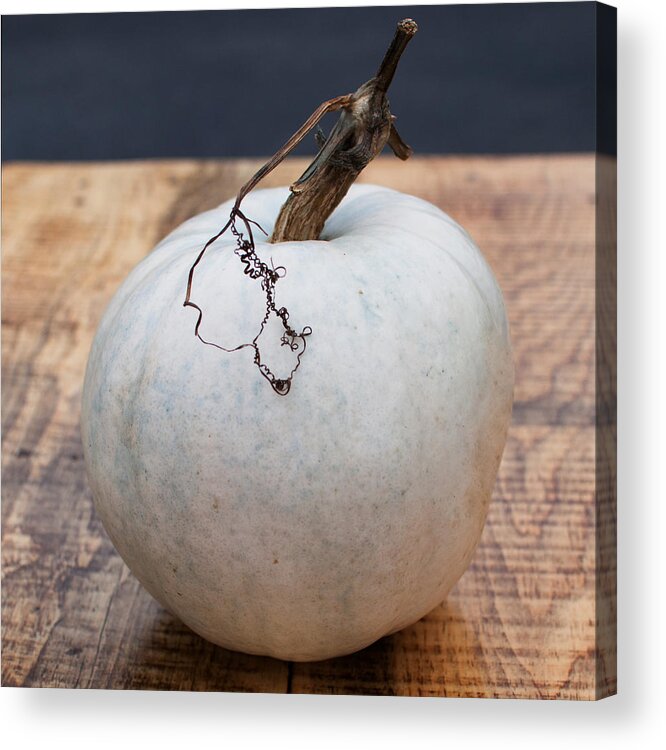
[1,2,615,161]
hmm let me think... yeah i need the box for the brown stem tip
[375,18,418,92]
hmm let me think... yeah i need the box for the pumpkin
[81,183,513,660]
[80,19,514,661]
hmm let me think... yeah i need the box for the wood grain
[1,155,616,698]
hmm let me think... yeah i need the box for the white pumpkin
[81,184,513,661]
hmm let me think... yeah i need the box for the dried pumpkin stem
[228,19,417,243]
[270,18,417,242]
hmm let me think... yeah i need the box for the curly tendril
[183,206,312,396]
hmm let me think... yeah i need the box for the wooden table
[1,155,616,698]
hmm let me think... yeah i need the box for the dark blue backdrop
[1,3,615,161]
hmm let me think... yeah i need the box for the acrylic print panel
[1,2,616,698]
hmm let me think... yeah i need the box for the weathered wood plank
[1,155,613,697]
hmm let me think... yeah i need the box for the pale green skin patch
[81,185,514,661]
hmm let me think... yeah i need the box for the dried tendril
[183,205,312,396]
